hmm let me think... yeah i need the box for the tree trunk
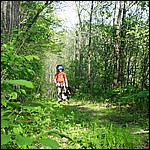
[126,51,132,85]
[75,30,80,88]
[141,49,149,90]
[87,1,94,95]
[113,1,123,88]
[118,1,126,87]
[1,1,19,40]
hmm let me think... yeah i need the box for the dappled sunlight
[48,98,148,149]
[1,1,149,149]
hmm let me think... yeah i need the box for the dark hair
[56,65,64,71]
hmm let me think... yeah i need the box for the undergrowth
[1,97,149,149]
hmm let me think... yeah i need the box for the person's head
[56,65,64,72]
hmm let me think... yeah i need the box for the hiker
[54,65,68,103]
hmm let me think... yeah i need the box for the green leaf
[1,54,8,62]
[25,55,34,61]
[33,55,40,60]
[13,125,24,135]
[1,134,11,145]
[13,127,20,135]
[7,102,21,108]
[2,79,34,88]
[9,92,18,100]
[20,89,27,95]
[30,102,45,108]
[38,137,59,148]
[22,106,39,112]
[25,55,40,61]
[1,99,7,107]
[16,135,34,148]
[1,110,12,116]
[1,119,9,128]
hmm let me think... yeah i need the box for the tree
[1,1,19,41]
[113,1,123,88]
[87,1,94,95]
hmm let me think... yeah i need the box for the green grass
[37,98,149,149]
[1,97,149,149]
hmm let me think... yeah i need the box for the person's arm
[54,74,58,85]
[65,78,68,87]
[54,78,57,84]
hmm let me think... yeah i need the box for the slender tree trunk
[141,49,149,90]
[75,1,87,90]
[75,30,80,88]
[104,40,109,91]
[118,1,126,87]
[113,1,117,26]
[87,1,94,95]
[132,52,138,87]
[127,51,132,85]
[113,1,123,88]
[75,1,82,30]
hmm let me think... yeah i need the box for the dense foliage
[1,1,149,149]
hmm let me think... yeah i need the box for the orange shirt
[54,72,67,83]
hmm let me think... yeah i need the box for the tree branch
[16,1,53,54]
[26,1,53,32]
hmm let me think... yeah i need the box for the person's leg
[63,83,67,93]
[60,84,65,102]
[57,84,62,102]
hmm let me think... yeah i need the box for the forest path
[62,98,149,149]
[47,98,149,149]
[65,99,129,128]
[68,99,119,118]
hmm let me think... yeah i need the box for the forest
[1,1,149,149]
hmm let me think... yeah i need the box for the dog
[68,86,76,94]
[59,86,76,103]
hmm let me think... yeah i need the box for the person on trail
[54,65,68,103]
